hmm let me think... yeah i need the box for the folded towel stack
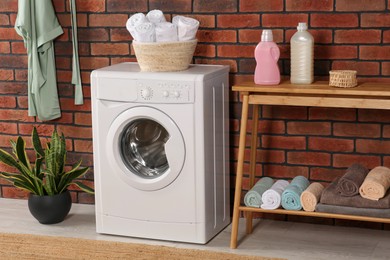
[126,10,199,43]
[281,176,310,211]
[359,166,390,201]
[337,163,369,197]
[261,180,290,210]
[244,177,274,208]
[300,182,325,212]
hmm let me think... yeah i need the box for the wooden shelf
[230,81,390,249]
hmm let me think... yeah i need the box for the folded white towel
[155,22,178,42]
[172,15,199,41]
[146,9,166,24]
[126,13,149,38]
[261,180,290,210]
[132,22,155,42]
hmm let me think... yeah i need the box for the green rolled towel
[244,177,274,207]
[281,176,310,211]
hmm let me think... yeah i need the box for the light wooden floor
[0,198,389,260]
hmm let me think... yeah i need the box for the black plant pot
[28,190,72,224]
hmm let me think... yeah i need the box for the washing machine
[91,62,230,244]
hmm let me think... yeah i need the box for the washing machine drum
[107,107,186,191]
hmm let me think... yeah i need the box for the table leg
[246,104,259,234]
[230,94,250,249]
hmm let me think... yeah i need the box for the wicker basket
[132,40,197,72]
[329,70,357,88]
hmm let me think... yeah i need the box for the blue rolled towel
[244,177,274,207]
[281,176,310,211]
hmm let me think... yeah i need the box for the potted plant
[0,127,94,224]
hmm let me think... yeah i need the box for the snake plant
[0,127,93,196]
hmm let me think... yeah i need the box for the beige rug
[0,233,283,260]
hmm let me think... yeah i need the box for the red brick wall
[0,0,390,210]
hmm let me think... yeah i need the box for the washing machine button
[162,90,169,97]
[173,91,180,98]
[141,88,152,99]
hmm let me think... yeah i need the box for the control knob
[162,90,169,97]
[141,87,152,99]
[173,91,180,98]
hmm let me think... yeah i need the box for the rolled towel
[132,22,155,42]
[337,163,369,197]
[244,177,274,207]
[155,22,178,42]
[281,176,310,211]
[146,9,166,24]
[172,15,199,41]
[126,13,149,38]
[300,182,325,212]
[261,180,289,210]
[359,166,390,200]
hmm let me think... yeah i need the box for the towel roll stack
[261,180,290,210]
[281,176,310,211]
[243,177,274,208]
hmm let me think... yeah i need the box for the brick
[384,30,390,43]
[56,125,92,139]
[336,0,385,11]
[2,186,29,199]
[74,0,105,12]
[286,0,333,11]
[0,69,13,81]
[55,57,71,70]
[194,44,215,57]
[0,109,33,122]
[74,140,93,153]
[309,107,356,121]
[310,167,345,182]
[0,0,17,12]
[194,0,237,13]
[361,13,390,27]
[334,30,381,44]
[262,14,308,27]
[311,14,358,28]
[60,98,91,112]
[288,151,331,166]
[75,113,92,126]
[334,123,380,138]
[287,122,331,135]
[217,45,255,58]
[0,122,17,135]
[240,0,283,12]
[0,14,8,25]
[194,58,238,72]
[217,14,259,28]
[11,42,27,54]
[0,82,27,95]
[356,139,390,154]
[383,62,390,76]
[57,13,87,27]
[384,125,390,138]
[0,96,16,108]
[52,0,65,12]
[385,157,390,167]
[197,30,236,43]
[18,124,56,137]
[150,0,191,12]
[14,69,28,81]
[360,46,390,60]
[80,57,110,70]
[0,28,20,40]
[315,45,357,59]
[261,135,306,149]
[309,137,354,152]
[258,120,286,134]
[91,43,129,55]
[189,15,215,28]
[50,113,74,124]
[89,14,128,27]
[238,59,256,73]
[107,0,147,12]
[232,148,285,165]
[0,42,9,53]
[333,154,380,168]
[240,29,283,43]
[78,192,95,204]
[111,28,131,42]
[332,61,380,76]
[67,153,94,167]
[78,28,109,42]
[262,106,307,120]
[359,109,390,123]
[264,165,309,179]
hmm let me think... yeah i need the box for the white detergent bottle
[254,30,280,85]
[290,22,314,84]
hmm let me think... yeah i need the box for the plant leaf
[15,136,31,171]
[57,164,89,193]
[70,181,94,194]
[32,127,44,158]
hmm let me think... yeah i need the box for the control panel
[136,80,194,103]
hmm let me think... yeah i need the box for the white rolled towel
[132,22,155,42]
[155,22,178,42]
[146,9,166,24]
[172,15,199,41]
[261,180,290,210]
[126,13,149,38]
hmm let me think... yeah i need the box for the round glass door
[106,106,185,191]
[120,119,169,178]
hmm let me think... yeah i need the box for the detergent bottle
[254,29,280,85]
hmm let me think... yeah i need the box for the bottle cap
[261,29,273,42]
[297,22,308,31]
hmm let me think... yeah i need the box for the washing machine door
[106,106,185,191]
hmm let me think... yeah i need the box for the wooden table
[230,81,390,249]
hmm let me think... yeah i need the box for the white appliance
[91,62,230,243]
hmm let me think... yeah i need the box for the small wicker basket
[329,70,357,88]
[132,40,197,72]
